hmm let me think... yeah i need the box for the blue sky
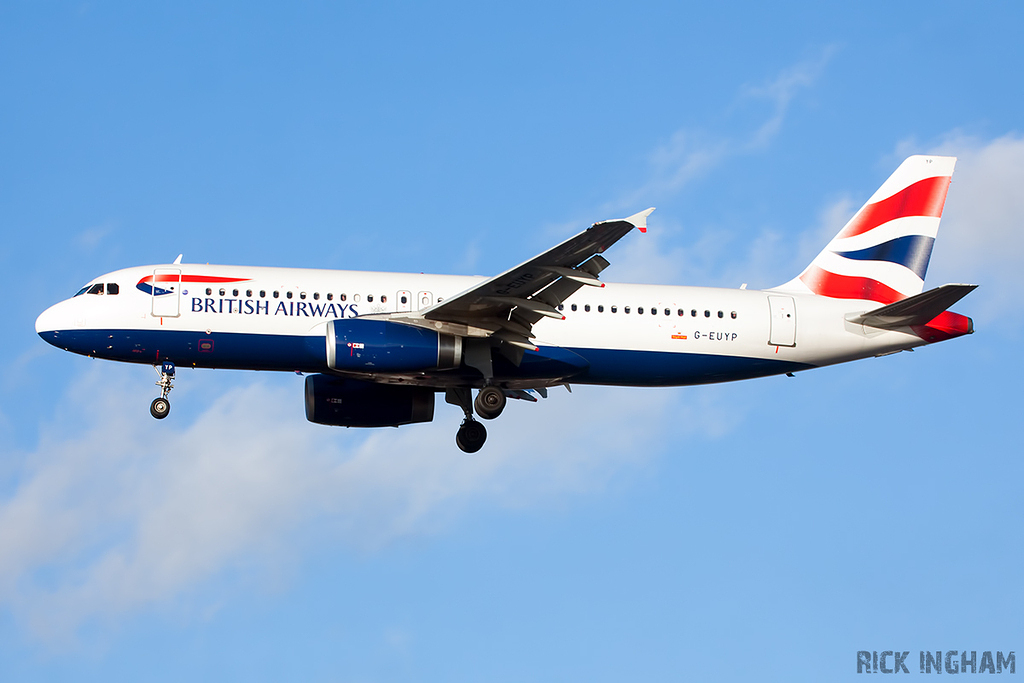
[2,2,1023,681]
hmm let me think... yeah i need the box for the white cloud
[891,132,1024,327]
[0,364,737,641]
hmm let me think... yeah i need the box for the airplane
[35,155,975,452]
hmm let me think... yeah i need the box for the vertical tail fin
[776,155,956,304]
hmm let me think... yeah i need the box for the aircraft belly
[560,347,813,386]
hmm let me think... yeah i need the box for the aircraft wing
[404,208,654,350]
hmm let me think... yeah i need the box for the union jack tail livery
[777,155,956,304]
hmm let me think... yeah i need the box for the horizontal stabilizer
[847,283,977,330]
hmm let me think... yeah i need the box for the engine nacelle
[304,374,435,427]
[326,319,462,372]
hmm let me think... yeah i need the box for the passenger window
[327,293,333,301]
[731,311,737,319]
[664,308,670,316]
[273,291,280,298]
[381,295,387,303]
[611,306,617,313]
[598,305,604,313]
[219,288,226,296]
[367,295,374,303]
[638,307,644,314]
[300,292,306,300]
[354,294,361,302]
[287,291,293,299]
[625,306,631,314]
[650,307,656,315]
[206,288,212,295]
[401,295,408,304]
[260,290,266,298]
[233,289,239,297]
[341,294,347,301]
[584,304,590,312]
[705,310,711,317]
[718,310,724,318]
[677,309,684,316]
[691,309,697,317]
[106,283,119,295]
[558,304,564,311]
[88,283,104,295]
[571,303,577,311]
[246,289,252,297]
[313,292,320,300]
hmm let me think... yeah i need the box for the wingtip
[625,207,655,232]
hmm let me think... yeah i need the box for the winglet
[625,207,655,233]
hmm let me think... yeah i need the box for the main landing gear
[150,361,175,419]
[474,386,507,420]
[456,419,487,454]
[448,386,509,453]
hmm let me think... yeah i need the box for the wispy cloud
[614,47,837,213]
[0,365,739,641]
[738,46,838,150]
[74,222,115,251]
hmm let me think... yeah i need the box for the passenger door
[151,268,182,318]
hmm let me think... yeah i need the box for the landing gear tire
[474,386,506,420]
[150,397,171,419]
[456,419,487,453]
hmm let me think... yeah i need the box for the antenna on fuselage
[173,254,183,264]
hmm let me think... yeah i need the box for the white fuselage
[36,262,930,388]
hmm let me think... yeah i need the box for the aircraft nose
[35,302,70,344]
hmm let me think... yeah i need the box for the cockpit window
[106,283,119,295]
[87,283,104,295]
[74,285,90,297]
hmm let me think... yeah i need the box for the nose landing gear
[151,361,175,419]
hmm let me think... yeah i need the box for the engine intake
[304,374,435,427]
[326,319,462,372]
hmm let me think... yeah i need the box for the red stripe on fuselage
[799,265,906,304]
[837,175,951,239]
[138,275,253,285]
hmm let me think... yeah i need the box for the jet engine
[326,319,462,373]
[304,374,435,427]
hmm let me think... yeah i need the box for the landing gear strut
[446,387,488,453]
[151,361,175,419]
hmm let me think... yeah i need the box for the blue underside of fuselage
[38,328,814,387]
